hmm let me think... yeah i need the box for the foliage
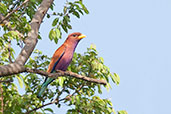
[0,0,126,114]
[118,110,128,114]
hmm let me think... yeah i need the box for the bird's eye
[73,34,77,37]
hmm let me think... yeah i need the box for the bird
[37,32,86,98]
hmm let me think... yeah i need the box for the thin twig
[0,0,30,24]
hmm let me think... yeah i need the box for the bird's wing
[47,45,66,73]
[37,45,66,98]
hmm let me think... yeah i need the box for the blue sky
[36,0,171,114]
[2,0,171,113]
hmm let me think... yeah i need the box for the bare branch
[0,0,30,24]
[26,68,107,85]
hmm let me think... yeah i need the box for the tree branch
[15,0,54,65]
[25,68,107,85]
[0,0,30,24]
[0,0,54,76]
[0,65,106,85]
[24,68,106,114]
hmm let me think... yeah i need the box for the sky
[2,0,171,114]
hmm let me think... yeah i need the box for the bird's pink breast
[55,48,74,71]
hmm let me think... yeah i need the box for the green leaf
[44,108,54,113]
[58,77,64,87]
[52,18,59,27]
[47,13,50,18]
[0,3,7,14]
[49,29,54,40]
[58,103,61,108]
[99,57,104,63]
[105,83,110,91]
[67,24,72,29]
[107,107,113,113]
[61,24,68,33]
[97,84,102,94]
[77,9,84,15]
[90,44,96,50]
[108,101,113,107]
[49,28,61,44]
[16,75,23,88]
[111,73,120,85]
[76,95,80,105]
[118,110,128,114]
[49,28,58,41]
[72,11,80,18]
[74,4,84,15]
[83,6,89,14]
[30,0,36,2]
[54,37,58,44]
[64,15,70,22]
[63,6,67,14]
[75,1,89,14]
[38,34,42,39]
[71,96,75,104]
[56,28,61,39]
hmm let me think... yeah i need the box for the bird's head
[67,32,86,42]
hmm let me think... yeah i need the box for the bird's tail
[37,78,53,98]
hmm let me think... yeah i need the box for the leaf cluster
[48,0,89,44]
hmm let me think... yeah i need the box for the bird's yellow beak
[78,34,86,39]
